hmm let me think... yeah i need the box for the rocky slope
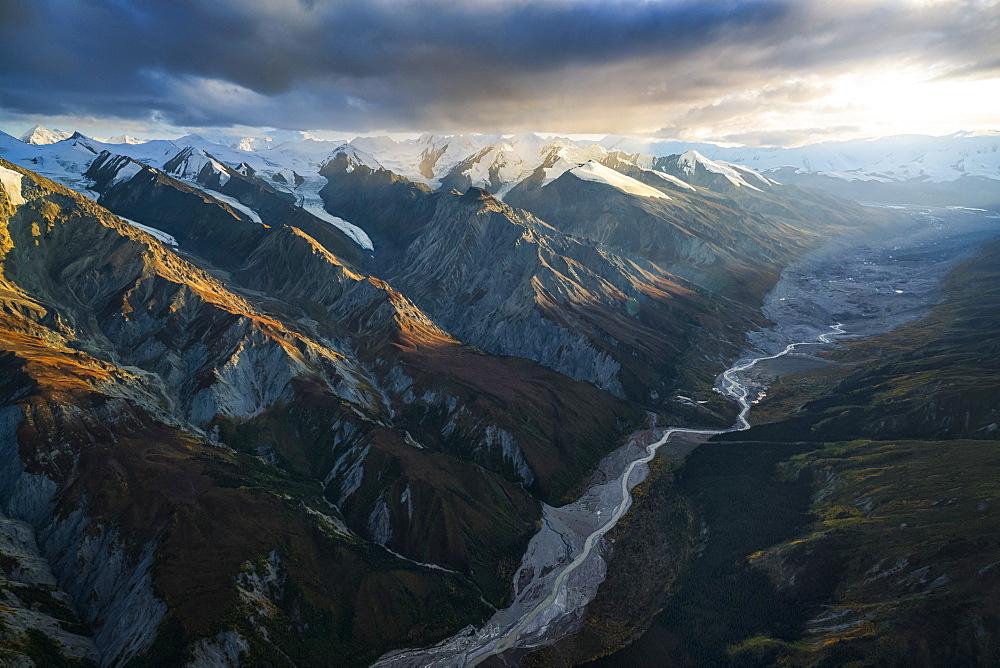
[0,160,643,665]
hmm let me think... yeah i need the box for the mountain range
[16,125,999,211]
[0,123,994,666]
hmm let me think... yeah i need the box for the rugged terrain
[569,207,1000,667]
[0,126,896,666]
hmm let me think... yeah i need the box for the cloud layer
[1,0,997,143]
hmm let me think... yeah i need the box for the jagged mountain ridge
[602,132,1000,210]
[0,128,897,483]
[0,124,896,665]
[1,128,875,407]
[0,129,900,477]
[341,131,1000,210]
[0,159,654,664]
[602,131,1000,183]
[16,125,995,208]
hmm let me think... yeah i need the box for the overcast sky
[1,0,998,146]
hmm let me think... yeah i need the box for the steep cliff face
[504,158,846,297]
[318,155,438,256]
[379,188,727,404]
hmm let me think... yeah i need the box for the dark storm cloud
[0,0,789,127]
[0,0,997,135]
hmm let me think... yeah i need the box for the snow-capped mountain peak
[18,125,73,145]
[325,144,383,173]
[676,150,773,191]
[563,160,671,199]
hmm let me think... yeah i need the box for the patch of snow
[108,160,143,187]
[652,170,696,191]
[534,144,613,188]
[328,144,384,173]
[100,135,145,145]
[541,156,581,186]
[200,188,264,225]
[677,150,764,192]
[294,176,374,250]
[18,125,72,145]
[0,165,26,206]
[119,217,178,246]
[208,159,230,186]
[566,161,671,199]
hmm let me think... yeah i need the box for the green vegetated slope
[589,236,1000,666]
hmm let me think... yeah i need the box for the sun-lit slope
[0,159,653,664]
[508,162,804,293]
[0,159,507,665]
[0,132,911,664]
[314,146,896,423]
[2,143,646,499]
[384,187,733,402]
[2,150,710,665]
[503,145,896,304]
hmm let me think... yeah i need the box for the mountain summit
[17,125,72,145]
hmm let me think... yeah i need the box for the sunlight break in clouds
[0,0,997,145]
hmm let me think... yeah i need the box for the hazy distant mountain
[602,132,1000,210]
[602,131,1000,181]
[200,129,325,151]
[96,134,145,145]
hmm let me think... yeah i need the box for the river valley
[373,206,1000,668]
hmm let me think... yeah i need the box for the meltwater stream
[375,324,847,668]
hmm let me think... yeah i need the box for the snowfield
[565,161,671,199]
[0,164,26,206]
